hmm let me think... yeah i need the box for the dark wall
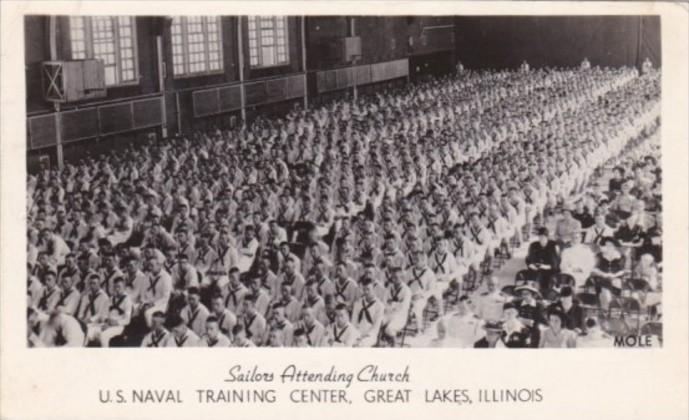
[25,16,162,114]
[639,16,661,67]
[356,17,408,65]
[407,16,455,56]
[455,16,661,70]
[24,16,48,113]
[305,16,454,70]
[26,15,459,115]
[26,15,662,116]
[305,16,348,70]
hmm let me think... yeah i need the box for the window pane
[249,15,289,68]
[69,17,87,59]
[171,17,186,75]
[262,46,275,66]
[171,16,223,76]
[91,17,118,84]
[117,17,136,81]
[104,66,116,85]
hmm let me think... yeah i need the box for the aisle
[402,238,533,347]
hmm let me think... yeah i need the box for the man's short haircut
[168,313,185,328]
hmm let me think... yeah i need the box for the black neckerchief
[333,324,348,343]
[174,332,189,347]
[56,288,75,307]
[410,267,426,289]
[358,298,376,324]
[109,294,126,315]
[148,273,161,294]
[187,305,200,327]
[389,284,403,303]
[148,329,167,347]
[434,253,447,273]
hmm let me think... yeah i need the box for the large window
[170,16,223,77]
[248,16,289,68]
[69,16,138,86]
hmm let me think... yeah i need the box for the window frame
[68,16,140,87]
[247,16,290,69]
[170,16,225,79]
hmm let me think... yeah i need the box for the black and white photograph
[24,14,663,349]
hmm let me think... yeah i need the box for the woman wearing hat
[539,309,577,348]
[589,236,627,310]
[514,281,546,348]
[473,321,506,348]
[501,302,531,348]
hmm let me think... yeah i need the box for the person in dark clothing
[501,302,532,348]
[614,214,644,246]
[614,213,644,268]
[473,321,506,348]
[637,215,662,266]
[589,237,627,309]
[572,201,595,230]
[525,227,560,292]
[514,282,547,348]
[547,287,584,333]
[608,166,625,196]
[596,200,620,230]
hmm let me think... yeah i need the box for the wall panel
[62,109,98,143]
[244,82,268,107]
[133,97,163,129]
[28,114,58,149]
[316,58,409,93]
[193,89,221,117]
[218,85,243,112]
[99,103,134,135]
[286,75,306,98]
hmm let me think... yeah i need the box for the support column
[55,103,64,169]
[49,16,64,169]
[175,92,182,134]
[237,16,247,122]
[350,17,357,101]
[301,16,308,109]
[156,35,169,139]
